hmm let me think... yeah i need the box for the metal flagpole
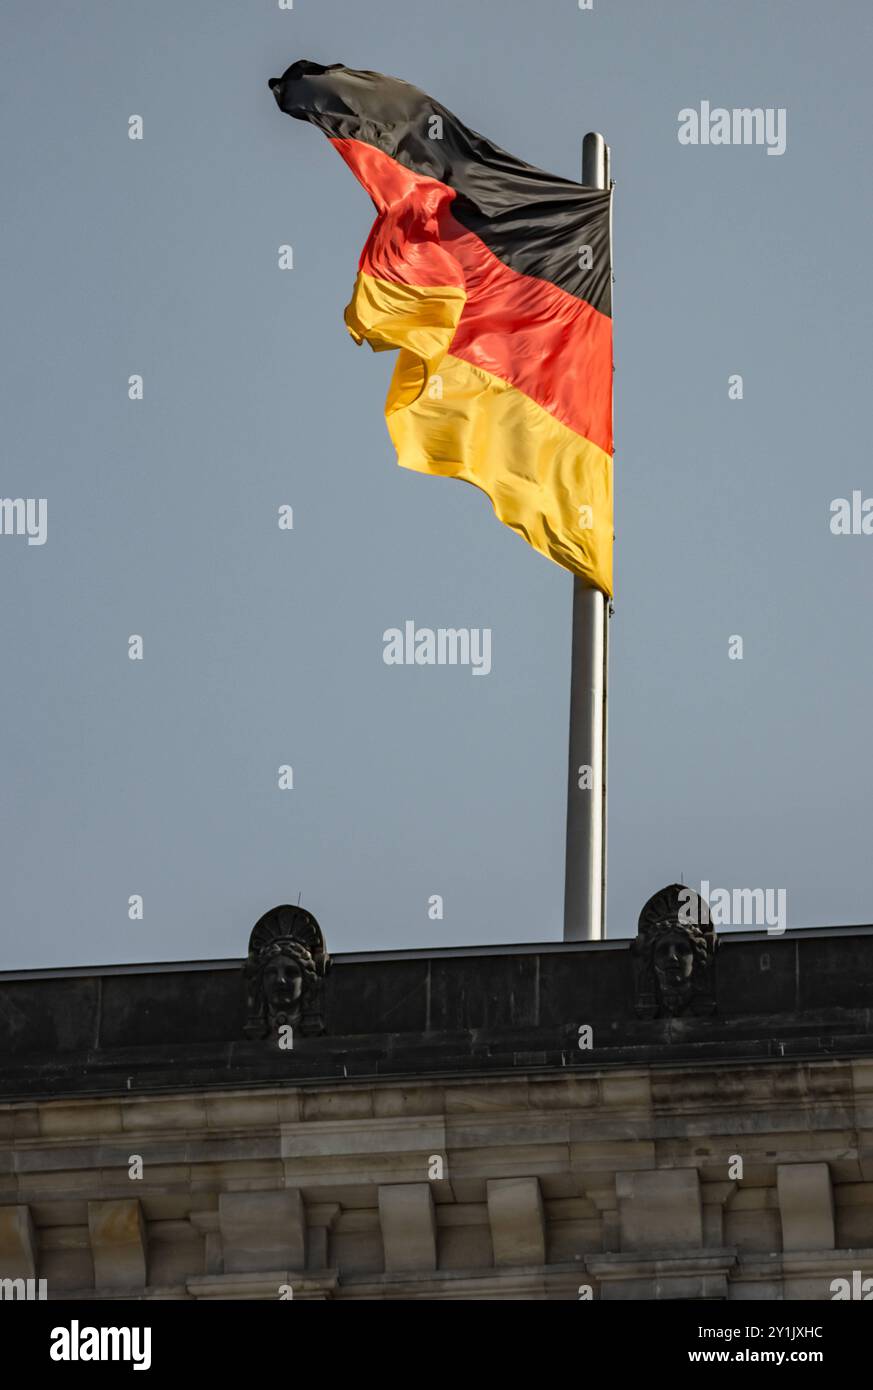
[563,131,611,942]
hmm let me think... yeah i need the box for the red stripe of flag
[332,138,613,457]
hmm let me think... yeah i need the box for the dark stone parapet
[1,926,873,1101]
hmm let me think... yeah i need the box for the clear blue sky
[2,0,871,968]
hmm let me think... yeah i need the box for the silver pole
[563,131,611,942]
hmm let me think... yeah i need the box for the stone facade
[2,1063,873,1299]
[3,914,873,1299]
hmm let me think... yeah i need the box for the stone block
[0,1204,37,1279]
[282,1117,446,1159]
[218,1189,305,1273]
[487,1177,545,1267]
[378,1184,436,1272]
[205,1095,279,1129]
[121,1098,208,1133]
[302,1090,374,1122]
[777,1163,834,1251]
[87,1199,147,1289]
[617,1169,703,1252]
[40,1104,123,1138]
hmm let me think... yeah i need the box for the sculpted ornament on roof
[243,905,329,1039]
[631,884,717,1019]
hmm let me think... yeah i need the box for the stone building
[2,893,873,1300]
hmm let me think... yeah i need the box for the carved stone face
[244,906,329,1040]
[263,953,304,1020]
[653,930,695,994]
[632,886,716,1020]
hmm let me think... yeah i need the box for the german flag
[269,61,614,594]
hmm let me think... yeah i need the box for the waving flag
[269,61,614,594]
